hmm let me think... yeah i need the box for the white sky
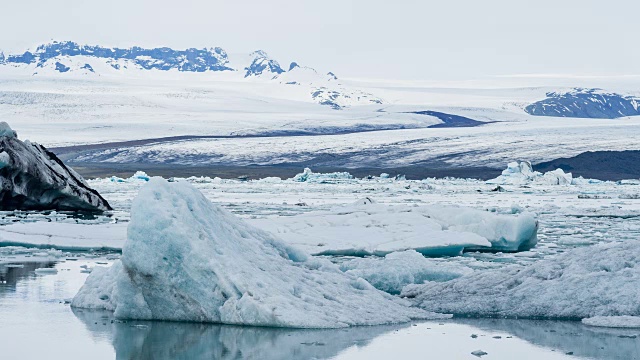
[1,0,638,80]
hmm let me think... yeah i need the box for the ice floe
[250,199,537,255]
[72,178,446,328]
[0,221,126,251]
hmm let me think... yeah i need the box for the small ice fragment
[35,268,58,275]
[471,350,488,357]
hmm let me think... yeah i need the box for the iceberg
[290,168,354,183]
[402,240,640,319]
[0,122,111,211]
[416,205,539,252]
[72,178,445,328]
[250,201,490,256]
[487,161,573,186]
[250,199,537,255]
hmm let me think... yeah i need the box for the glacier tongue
[0,122,111,211]
[72,178,445,328]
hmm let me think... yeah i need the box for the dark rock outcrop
[0,123,112,211]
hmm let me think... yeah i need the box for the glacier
[72,178,447,328]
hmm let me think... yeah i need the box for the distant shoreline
[67,162,503,181]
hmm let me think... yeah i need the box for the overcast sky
[1,0,638,80]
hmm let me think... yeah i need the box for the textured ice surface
[250,200,537,255]
[339,250,473,294]
[0,221,125,250]
[582,316,640,328]
[403,240,640,319]
[250,201,491,256]
[72,178,445,328]
[0,122,111,211]
[291,168,354,183]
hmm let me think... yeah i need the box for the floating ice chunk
[255,176,282,183]
[130,171,150,181]
[618,179,640,185]
[34,267,58,275]
[72,178,445,328]
[291,168,353,183]
[250,202,491,257]
[403,240,640,319]
[417,205,539,252]
[251,200,537,255]
[582,316,640,328]
[487,161,573,186]
[339,250,473,294]
[0,122,17,138]
[540,168,573,185]
[0,221,126,251]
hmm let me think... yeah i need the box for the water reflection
[0,261,56,287]
[454,318,640,360]
[72,308,405,360]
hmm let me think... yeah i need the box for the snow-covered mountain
[1,41,232,72]
[524,88,640,119]
[0,41,381,109]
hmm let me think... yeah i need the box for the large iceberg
[250,199,537,255]
[487,161,573,186]
[0,122,111,211]
[402,240,640,319]
[72,178,445,328]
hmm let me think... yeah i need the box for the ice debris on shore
[72,178,447,328]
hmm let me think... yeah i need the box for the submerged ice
[72,178,446,328]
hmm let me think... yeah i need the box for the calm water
[1,259,638,360]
